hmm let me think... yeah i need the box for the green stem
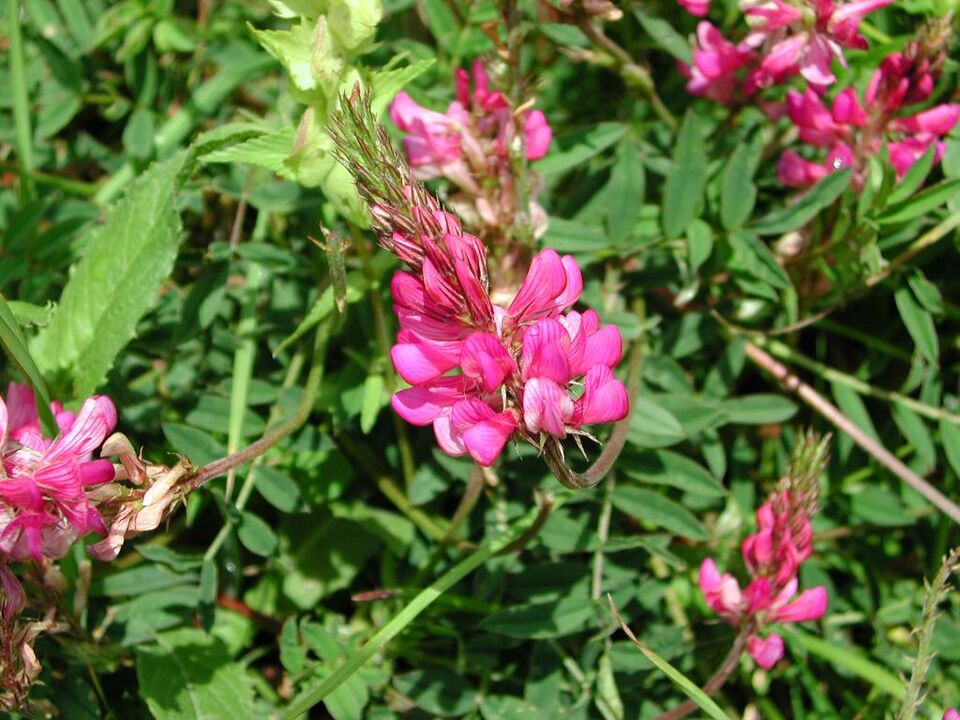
[866,209,960,288]
[816,318,911,361]
[7,0,35,201]
[756,337,960,426]
[0,161,99,196]
[278,503,546,720]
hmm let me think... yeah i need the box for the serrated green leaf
[203,126,296,178]
[370,58,435,115]
[751,169,851,235]
[662,112,706,238]
[135,628,254,720]
[611,487,707,540]
[32,154,187,396]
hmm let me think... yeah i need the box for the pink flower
[888,136,944,178]
[460,332,518,393]
[389,92,462,174]
[435,400,517,467]
[0,384,117,563]
[943,710,960,720]
[524,110,553,161]
[747,633,785,669]
[892,105,960,136]
[506,249,582,329]
[679,0,711,16]
[684,23,755,105]
[866,51,935,112]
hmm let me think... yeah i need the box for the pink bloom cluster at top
[682,0,893,103]
[386,199,629,467]
[778,53,960,187]
[0,384,116,565]
[391,61,551,176]
[699,490,828,668]
[390,62,552,239]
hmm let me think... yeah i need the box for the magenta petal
[577,365,629,426]
[580,324,623,372]
[522,378,573,436]
[771,586,828,623]
[524,110,552,161]
[507,249,568,324]
[748,633,785,669]
[45,396,117,462]
[79,459,116,486]
[391,341,459,385]
[392,386,454,426]
[460,333,516,393]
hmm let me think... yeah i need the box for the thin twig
[743,340,960,525]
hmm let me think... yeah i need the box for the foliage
[1,0,960,718]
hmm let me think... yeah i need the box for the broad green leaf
[543,217,609,254]
[895,284,939,364]
[751,169,852,235]
[481,696,548,720]
[0,293,58,436]
[534,123,626,176]
[394,669,476,716]
[420,0,460,47]
[720,138,761,230]
[479,595,597,639]
[728,230,791,289]
[627,396,685,448]
[33,154,187,396]
[623,449,726,497]
[238,511,279,556]
[722,394,797,424]
[255,466,303,513]
[273,283,363,356]
[360,371,386,433]
[122,107,155,160]
[611,487,708,540]
[662,112,706,238]
[135,628,254,720]
[687,219,713,272]
[850,488,912,526]
[203,126,296,178]
[632,7,692,63]
[162,422,226,467]
[606,139,645,244]
[878,178,960,224]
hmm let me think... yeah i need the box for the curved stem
[544,333,642,490]
[183,326,328,493]
[744,340,960,525]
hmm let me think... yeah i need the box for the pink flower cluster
[699,490,828,668]
[386,199,629,467]
[944,709,960,720]
[778,53,960,187]
[390,62,552,239]
[682,0,893,103]
[0,384,116,566]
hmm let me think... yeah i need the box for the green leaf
[606,139,645,244]
[623,449,726,497]
[720,139,761,230]
[238,511,279,556]
[850,488,912,527]
[886,143,938,206]
[135,628,254,720]
[122,107,155,160]
[722,394,797,424]
[162,423,226,467]
[728,230,791,289]
[255,466,302,513]
[891,401,935,473]
[751,169,851,235]
[687,219,713,272]
[662,112,706,238]
[628,396,685,448]
[273,284,363,356]
[33,154,187,396]
[632,7,692,63]
[611,487,708,540]
[0,293,59,436]
[542,217,609,254]
[895,284,939,364]
[534,123,626,176]
[479,595,597,639]
[203,126,297,178]
[830,382,881,444]
[394,669,476,716]
[370,58,435,115]
[360,371,386,433]
[419,0,460,47]
[940,419,960,479]
[877,178,960,224]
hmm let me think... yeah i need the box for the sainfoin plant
[2,0,960,717]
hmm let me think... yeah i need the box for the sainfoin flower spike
[699,433,830,668]
[329,89,628,474]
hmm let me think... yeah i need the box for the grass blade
[7,0,36,201]
[0,293,58,436]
